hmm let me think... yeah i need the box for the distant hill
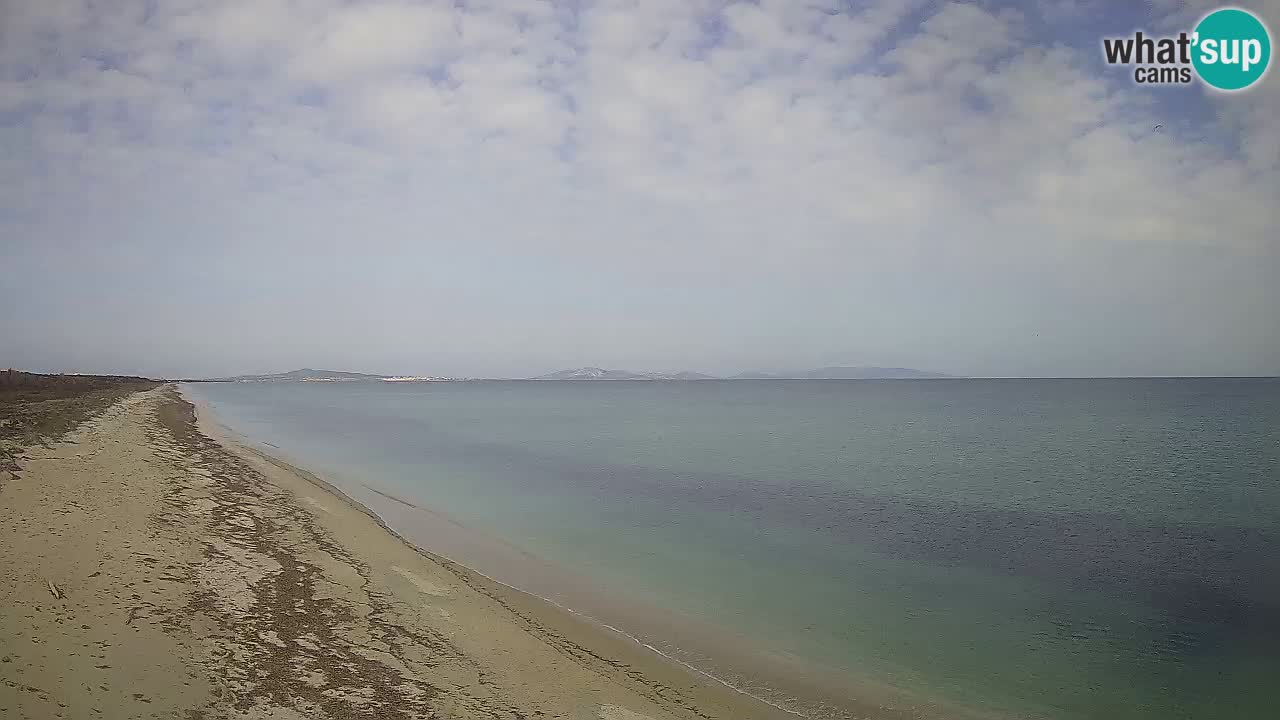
[532,366,950,380]
[730,366,953,379]
[531,367,716,381]
[666,371,719,380]
[208,368,384,382]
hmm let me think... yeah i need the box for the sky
[1,0,1277,379]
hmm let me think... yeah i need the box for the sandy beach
[0,385,791,720]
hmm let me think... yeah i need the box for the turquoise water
[184,379,1280,719]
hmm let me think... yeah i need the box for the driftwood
[45,578,62,599]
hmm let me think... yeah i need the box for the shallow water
[184,378,1280,719]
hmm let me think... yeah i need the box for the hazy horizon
[3,1,1278,379]
[12,365,1277,381]
[203,365,1280,380]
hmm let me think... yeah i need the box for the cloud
[0,0,1277,377]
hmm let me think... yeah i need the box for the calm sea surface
[182,379,1280,719]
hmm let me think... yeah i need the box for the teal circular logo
[1192,8,1272,91]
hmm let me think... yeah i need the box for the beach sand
[0,385,796,719]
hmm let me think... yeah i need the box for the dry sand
[0,385,791,719]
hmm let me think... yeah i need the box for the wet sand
[0,385,800,719]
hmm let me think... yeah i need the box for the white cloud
[289,2,459,82]
[0,0,1277,376]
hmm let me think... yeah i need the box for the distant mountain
[731,366,953,379]
[207,366,473,384]
[533,367,635,380]
[532,366,951,381]
[532,367,716,381]
[666,371,719,380]
[210,368,384,382]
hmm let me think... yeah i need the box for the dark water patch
[313,417,1280,662]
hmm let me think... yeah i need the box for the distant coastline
[197,368,470,383]
[196,366,957,383]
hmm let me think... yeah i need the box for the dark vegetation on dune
[0,369,160,472]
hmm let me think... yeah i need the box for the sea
[181,378,1280,720]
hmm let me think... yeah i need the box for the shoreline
[205,411,808,718]
[185,385,833,720]
[4,385,792,719]
[186,388,839,719]
[183,385,979,720]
